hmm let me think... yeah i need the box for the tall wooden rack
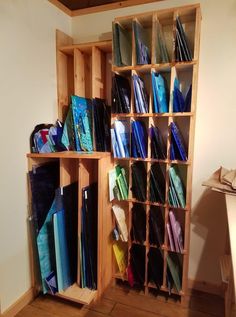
[111,4,201,305]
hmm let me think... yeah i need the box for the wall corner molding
[1,288,34,317]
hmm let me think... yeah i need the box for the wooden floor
[16,284,227,317]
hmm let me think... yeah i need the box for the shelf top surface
[27,151,111,160]
[56,283,97,305]
[112,61,197,72]
[111,112,194,118]
[58,40,112,55]
[114,3,201,23]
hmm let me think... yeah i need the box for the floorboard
[15,285,225,317]
[189,290,224,317]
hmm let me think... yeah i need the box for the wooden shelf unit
[111,4,201,305]
[27,3,201,308]
[27,152,113,305]
[27,33,113,305]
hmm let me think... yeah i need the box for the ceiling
[57,0,125,11]
[49,0,164,16]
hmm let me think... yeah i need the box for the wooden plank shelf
[112,60,197,72]
[59,40,112,55]
[27,151,111,160]
[56,284,97,305]
[113,272,128,281]
[111,112,194,118]
[113,157,191,165]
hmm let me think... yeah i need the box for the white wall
[0,0,71,313]
[72,0,236,286]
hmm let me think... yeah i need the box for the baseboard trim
[188,278,223,297]
[1,288,34,317]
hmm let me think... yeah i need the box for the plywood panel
[85,54,92,98]
[92,47,105,99]
[56,30,74,121]
[74,49,85,97]
[97,156,114,297]
[57,51,74,120]
[56,29,73,47]
[60,158,78,186]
